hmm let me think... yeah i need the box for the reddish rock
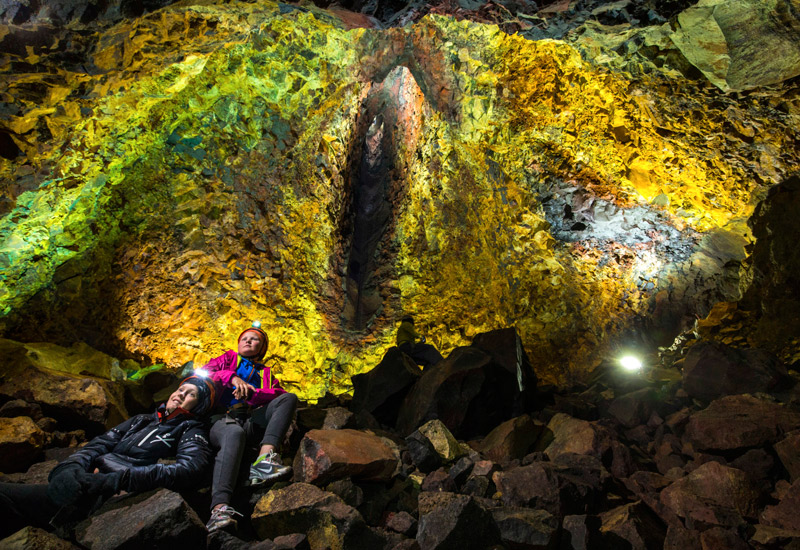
[561,515,603,550]
[699,527,749,550]
[493,454,609,517]
[681,341,786,402]
[774,430,800,481]
[421,468,456,493]
[252,482,383,549]
[0,526,79,549]
[599,501,666,550]
[606,388,655,428]
[543,413,635,478]
[0,365,127,434]
[476,414,544,462]
[684,394,800,451]
[0,416,45,473]
[660,461,760,527]
[396,344,529,439]
[490,506,559,550]
[761,478,800,531]
[76,490,205,550]
[293,429,399,485]
[663,524,701,550]
[351,347,422,427]
[416,492,500,550]
[750,524,800,547]
[730,448,774,490]
[383,511,418,537]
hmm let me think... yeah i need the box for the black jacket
[53,406,211,493]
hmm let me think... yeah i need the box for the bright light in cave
[194,368,210,378]
[633,249,663,280]
[619,355,643,373]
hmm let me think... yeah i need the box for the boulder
[0,459,58,484]
[663,524,701,550]
[350,347,422,428]
[490,507,559,550]
[774,430,800,481]
[606,388,655,428]
[681,342,787,401]
[0,416,45,473]
[252,482,383,550]
[750,524,800,548]
[417,419,464,463]
[561,514,604,550]
[421,468,456,493]
[75,490,205,550]
[207,530,279,549]
[659,461,760,527]
[405,430,443,473]
[0,400,43,420]
[599,501,666,550]
[684,394,800,451]
[698,527,750,550]
[476,415,544,462]
[416,492,500,550]
[470,327,538,410]
[396,342,530,438]
[761,478,800,531]
[0,361,127,435]
[321,407,356,430]
[0,526,79,549]
[542,413,635,478]
[493,454,609,517]
[293,429,398,485]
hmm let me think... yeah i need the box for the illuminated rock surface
[0,0,799,400]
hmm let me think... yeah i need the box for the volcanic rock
[350,347,422,428]
[252,482,383,549]
[416,492,500,550]
[683,394,800,451]
[490,506,559,550]
[476,414,544,462]
[75,489,205,550]
[0,526,79,550]
[293,429,398,485]
[681,341,787,402]
[760,478,800,532]
[0,416,45,473]
[598,501,666,550]
[774,429,800,482]
[659,461,760,527]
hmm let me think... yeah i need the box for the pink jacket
[204,350,286,408]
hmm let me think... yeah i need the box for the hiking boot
[248,450,292,486]
[206,504,242,533]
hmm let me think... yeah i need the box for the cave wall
[1,0,799,396]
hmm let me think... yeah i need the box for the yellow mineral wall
[0,1,797,396]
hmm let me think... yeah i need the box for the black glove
[47,464,87,508]
[83,471,129,514]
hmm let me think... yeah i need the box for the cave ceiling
[0,0,798,397]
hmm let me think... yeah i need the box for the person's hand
[231,376,255,401]
[47,465,86,508]
[85,471,128,499]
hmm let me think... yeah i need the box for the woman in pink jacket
[203,323,298,533]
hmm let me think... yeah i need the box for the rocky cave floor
[2,326,800,550]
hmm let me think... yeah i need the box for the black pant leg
[0,482,60,538]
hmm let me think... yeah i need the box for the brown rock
[421,468,456,493]
[774,430,800,481]
[606,388,655,428]
[699,527,749,550]
[0,460,57,484]
[321,407,356,430]
[750,524,800,547]
[681,341,786,401]
[293,429,398,485]
[493,454,609,517]
[761,478,800,531]
[0,416,45,473]
[599,501,666,550]
[396,345,527,439]
[0,364,127,435]
[490,507,559,550]
[663,524,701,550]
[416,492,500,550]
[561,515,603,550]
[252,482,382,550]
[684,394,800,451]
[0,400,43,420]
[0,526,79,549]
[351,347,422,428]
[476,415,544,462]
[383,511,418,537]
[75,490,205,550]
[417,419,463,462]
[660,461,760,527]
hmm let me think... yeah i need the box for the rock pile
[2,328,800,549]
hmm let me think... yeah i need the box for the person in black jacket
[0,375,215,539]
